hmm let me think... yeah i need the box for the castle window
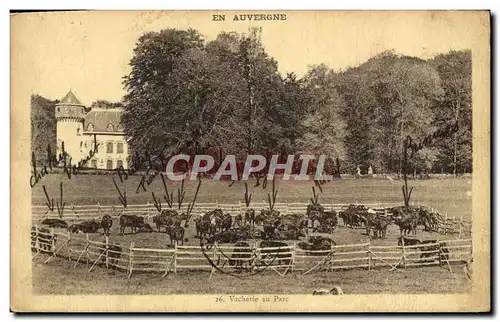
[107,123,115,132]
[117,160,123,169]
[91,159,97,168]
[57,107,60,112]
[117,142,123,154]
[87,124,94,132]
[77,128,81,135]
[106,160,113,170]
[84,141,88,149]
[80,141,83,149]
[117,124,124,131]
[106,142,113,154]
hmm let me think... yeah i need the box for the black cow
[207,229,240,244]
[397,236,421,246]
[41,218,68,228]
[100,215,113,236]
[368,215,392,239]
[166,225,185,246]
[229,241,253,270]
[393,214,418,236]
[298,236,336,256]
[220,213,232,232]
[153,213,169,232]
[244,209,256,227]
[262,219,280,240]
[69,220,100,234]
[119,215,145,235]
[138,223,153,233]
[194,216,210,238]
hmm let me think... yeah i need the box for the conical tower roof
[59,90,83,105]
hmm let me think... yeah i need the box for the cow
[393,214,418,236]
[194,216,211,238]
[244,209,256,227]
[312,286,344,295]
[229,241,253,270]
[119,215,145,235]
[262,219,280,240]
[41,218,68,228]
[275,228,304,240]
[153,213,170,232]
[206,229,240,244]
[259,240,292,267]
[339,205,366,228]
[138,223,153,233]
[398,237,447,263]
[100,214,113,236]
[68,220,101,234]
[166,225,185,246]
[234,213,243,228]
[161,209,179,217]
[298,236,336,256]
[397,236,421,246]
[220,213,232,232]
[368,215,392,239]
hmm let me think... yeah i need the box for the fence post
[367,240,372,271]
[459,216,463,239]
[34,225,39,252]
[85,233,90,265]
[174,240,177,274]
[128,241,134,279]
[105,235,109,269]
[330,242,335,272]
[291,242,295,273]
[146,201,150,218]
[68,231,72,261]
[401,237,406,268]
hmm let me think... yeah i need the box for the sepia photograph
[10,10,490,312]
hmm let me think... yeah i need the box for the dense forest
[31,95,58,165]
[122,27,471,175]
[31,27,472,176]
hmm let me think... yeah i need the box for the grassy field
[32,256,470,295]
[31,174,472,295]
[31,174,472,219]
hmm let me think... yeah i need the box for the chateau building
[55,90,129,169]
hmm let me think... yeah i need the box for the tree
[431,50,472,175]
[122,28,206,168]
[298,65,346,162]
[90,100,124,110]
[336,51,444,174]
[31,94,58,165]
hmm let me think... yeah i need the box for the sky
[12,11,486,105]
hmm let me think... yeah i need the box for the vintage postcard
[11,10,490,312]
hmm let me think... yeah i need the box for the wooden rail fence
[31,226,472,279]
[31,202,472,238]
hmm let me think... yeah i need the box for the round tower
[55,90,86,163]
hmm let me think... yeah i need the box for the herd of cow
[34,202,444,256]
[31,202,453,273]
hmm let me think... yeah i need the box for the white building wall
[56,119,84,162]
[81,133,129,169]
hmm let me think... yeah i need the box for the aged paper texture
[11,10,490,312]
